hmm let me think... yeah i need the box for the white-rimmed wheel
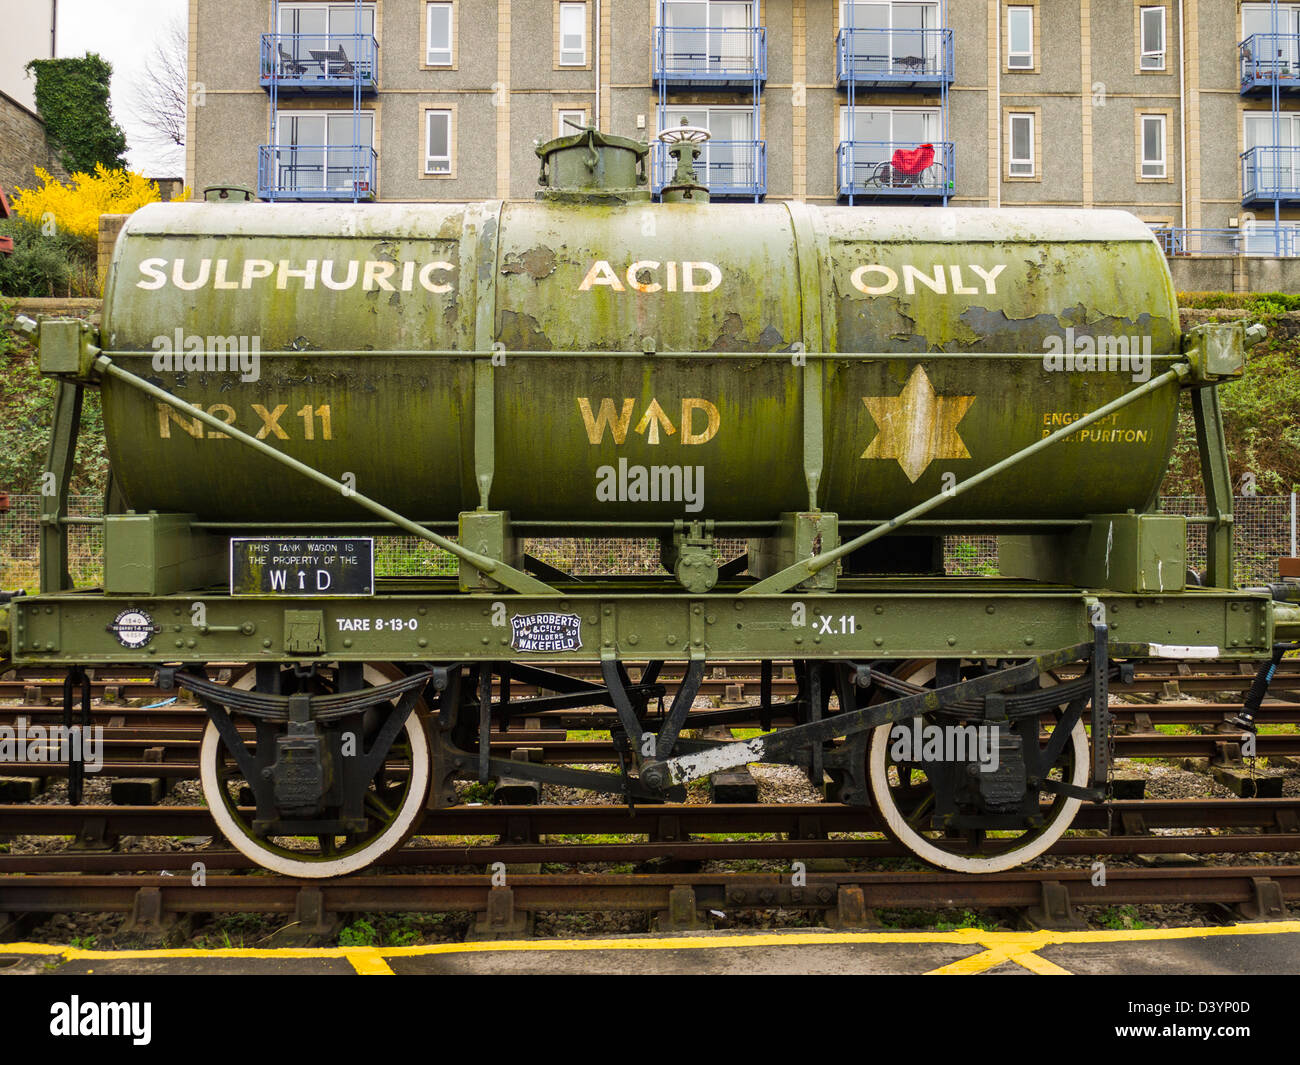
[866,661,1089,874]
[199,663,430,878]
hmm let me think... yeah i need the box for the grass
[1094,905,1151,931]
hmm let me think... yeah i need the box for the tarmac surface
[2,920,1299,975]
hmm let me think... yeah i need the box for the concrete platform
[2,921,1299,976]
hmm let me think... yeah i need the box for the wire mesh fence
[1,495,1295,589]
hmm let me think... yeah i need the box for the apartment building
[187,1,1300,250]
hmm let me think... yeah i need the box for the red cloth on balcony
[890,143,935,176]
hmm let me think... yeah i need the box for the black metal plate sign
[230,538,374,597]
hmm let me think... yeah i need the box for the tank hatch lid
[534,125,651,204]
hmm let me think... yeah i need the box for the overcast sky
[57,0,188,176]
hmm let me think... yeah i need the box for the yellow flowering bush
[11,165,173,244]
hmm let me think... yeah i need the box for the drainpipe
[594,0,601,129]
[51,0,57,55]
[1178,0,1187,230]
[993,0,1001,207]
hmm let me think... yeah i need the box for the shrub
[11,165,164,244]
[0,215,95,298]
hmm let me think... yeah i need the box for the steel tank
[99,185,1180,529]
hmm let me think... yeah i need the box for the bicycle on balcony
[865,143,939,189]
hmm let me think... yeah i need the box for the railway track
[0,866,1294,925]
[3,663,1297,928]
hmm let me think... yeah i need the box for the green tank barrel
[98,196,1179,529]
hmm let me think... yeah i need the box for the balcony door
[839,106,940,188]
[662,106,755,188]
[1244,112,1300,198]
[277,2,376,75]
[662,2,754,74]
[1243,3,1300,71]
[274,111,375,194]
[841,1,939,77]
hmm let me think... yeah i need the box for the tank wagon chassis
[5,308,1300,878]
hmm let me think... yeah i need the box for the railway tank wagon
[5,127,1298,878]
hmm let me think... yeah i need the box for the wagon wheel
[199,662,430,878]
[866,660,1088,873]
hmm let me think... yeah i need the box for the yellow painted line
[1,919,1297,967]
[345,948,395,976]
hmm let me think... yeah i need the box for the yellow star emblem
[861,366,975,483]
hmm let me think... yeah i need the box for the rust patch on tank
[498,310,552,351]
[501,246,558,281]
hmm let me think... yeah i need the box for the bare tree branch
[126,16,187,150]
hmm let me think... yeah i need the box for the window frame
[1139,112,1168,180]
[423,106,455,178]
[556,107,589,137]
[558,2,589,67]
[838,104,940,145]
[271,109,377,195]
[425,2,456,68]
[1007,112,1035,178]
[1139,6,1166,71]
[1006,5,1034,70]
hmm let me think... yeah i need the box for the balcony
[836,27,953,89]
[837,141,953,201]
[260,33,378,93]
[257,144,378,202]
[651,139,766,199]
[1240,33,1300,94]
[1240,145,1300,205]
[653,26,766,88]
[1153,226,1298,257]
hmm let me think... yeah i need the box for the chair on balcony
[308,46,355,78]
[277,45,308,77]
[894,55,927,74]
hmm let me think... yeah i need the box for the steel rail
[1,865,1297,915]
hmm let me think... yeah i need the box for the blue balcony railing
[1239,33,1300,93]
[257,144,377,201]
[653,26,766,86]
[1153,226,1298,257]
[260,33,378,92]
[1241,145,1300,204]
[651,139,766,198]
[837,141,953,199]
[836,27,953,88]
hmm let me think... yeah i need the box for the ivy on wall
[25,54,128,175]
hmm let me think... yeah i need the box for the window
[278,2,376,36]
[273,111,375,194]
[559,3,587,66]
[275,3,376,78]
[659,106,760,192]
[1140,7,1165,70]
[1140,114,1166,178]
[1243,3,1300,71]
[839,105,939,144]
[427,3,454,66]
[556,108,588,137]
[839,2,941,77]
[1008,112,1034,176]
[425,109,452,174]
[1006,6,1033,69]
[662,2,755,74]
[1244,112,1300,197]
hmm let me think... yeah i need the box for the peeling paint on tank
[500,246,558,281]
